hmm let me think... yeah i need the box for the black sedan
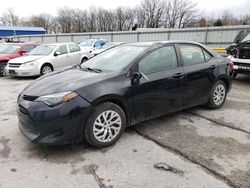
[17,41,232,148]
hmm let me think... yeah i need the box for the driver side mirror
[131,72,149,85]
[54,51,61,56]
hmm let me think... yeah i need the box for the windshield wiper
[81,67,102,73]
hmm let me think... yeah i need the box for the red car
[0,43,40,76]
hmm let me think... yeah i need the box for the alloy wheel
[213,84,226,106]
[42,66,52,75]
[93,110,122,143]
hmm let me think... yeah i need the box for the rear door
[131,45,185,124]
[67,44,82,65]
[177,44,217,108]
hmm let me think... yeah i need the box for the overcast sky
[0,0,249,17]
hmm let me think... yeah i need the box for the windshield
[81,45,147,72]
[0,44,21,54]
[29,45,57,56]
[79,40,95,47]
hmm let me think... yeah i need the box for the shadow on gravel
[21,141,88,164]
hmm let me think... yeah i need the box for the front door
[131,45,185,124]
[52,45,69,70]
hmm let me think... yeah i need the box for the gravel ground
[0,75,249,188]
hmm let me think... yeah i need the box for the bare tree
[28,14,54,33]
[0,8,19,26]
[57,7,74,33]
[222,10,235,26]
[164,0,198,28]
[137,0,165,28]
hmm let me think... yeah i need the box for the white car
[78,39,108,58]
[5,43,90,77]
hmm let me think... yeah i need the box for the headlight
[35,91,78,107]
[21,61,36,68]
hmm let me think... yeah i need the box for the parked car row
[0,39,123,77]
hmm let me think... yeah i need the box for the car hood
[9,55,45,63]
[22,67,113,97]
[0,54,18,61]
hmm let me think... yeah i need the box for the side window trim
[178,43,212,67]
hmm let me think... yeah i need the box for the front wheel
[40,64,53,76]
[84,102,126,148]
[207,80,227,109]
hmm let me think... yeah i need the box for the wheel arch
[90,94,131,126]
[216,75,231,91]
[80,56,89,62]
[40,62,54,71]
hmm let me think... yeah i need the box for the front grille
[23,95,38,101]
[9,63,22,68]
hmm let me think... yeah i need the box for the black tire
[40,64,53,76]
[81,57,88,63]
[207,80,227,109]
[0,64,6,77]
[84,102,126,148]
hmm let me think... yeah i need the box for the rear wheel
[207,80,227,109]
[0,63,6,77]
[40,64,53,76]
[84,102,126,148]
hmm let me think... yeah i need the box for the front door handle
[173,72,184,79]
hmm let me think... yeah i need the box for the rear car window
[180,45,206,65]
[68,44,80,53]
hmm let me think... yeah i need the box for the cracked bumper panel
[17,95,94,145]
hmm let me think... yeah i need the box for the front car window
[180,45,206,65]
[81,45,147,71]
[29,45,57,56]
[94,41,101,49]
[139,46,178,74]
[0,44,21,54]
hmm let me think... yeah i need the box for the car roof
[125,40,217,55]
[125,40,204,47]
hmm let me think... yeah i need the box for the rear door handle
[209,65,216,69]
[173,72,184,79]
